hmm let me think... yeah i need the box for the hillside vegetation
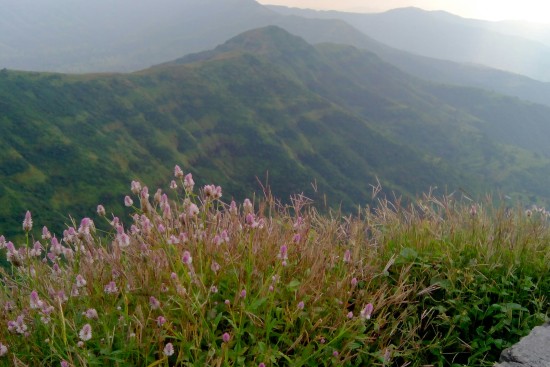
[3,27,550,238]
[0,170,548,366]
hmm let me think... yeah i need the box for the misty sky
[257,0,550,23]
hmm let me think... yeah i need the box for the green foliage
[0,175,547,366]
[3,26,550,238]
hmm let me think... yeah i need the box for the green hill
[2,26,550,237]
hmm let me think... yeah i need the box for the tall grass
[0,169,548,366]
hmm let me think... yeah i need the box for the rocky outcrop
[496,322,550,367]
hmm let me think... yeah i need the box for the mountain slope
[3,26,550,239]
[0,28,459,237]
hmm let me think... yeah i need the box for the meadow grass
[0,169,548,366]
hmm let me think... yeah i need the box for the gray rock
[497,322,550,367]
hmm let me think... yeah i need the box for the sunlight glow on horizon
[257,0,550,24]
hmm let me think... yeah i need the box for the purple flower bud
[124,196,133,207]
[297,301,304,310]
[240,289,246,299]
[222,332,231,343]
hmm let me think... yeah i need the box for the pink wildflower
[23,211,32,232]
[149,296,161,310]
[131,180,142,195]
[351,278,358,287]
[188,203,199,217]
[79,324,92,341]
[124,196,133,207]
[163,342,175,356]
[170,180,177,189]
[153,189,162,203]
[278,245,288,261]
[0,235,5,249]
[222,332,231,343]
[78,218,93,235]
[360,303,374,320]
[179,232,188,243]
[75,274,87,288]
[8,315,27,334]
[182,251,192,265]
[30,241,43,257]
[229,200,238,215]
[60,361,69,367]
[97,205,106,216]
[0,343,7,356]
[240,289,246,299]
[116,231,130,248]
[141,186,149,200]
[42,226,52,240]
[174,165,184,178]
[211,261,220,273]
[104,281,118,294]
[157,316,166,327]
[83,308,98,320]
[30,291,43,309]
[347,311,354,319]
[343,249,351,263]
[184,173,194,192]
[243,198,253,214]
[297,301,305,310]
[204,185,222,200]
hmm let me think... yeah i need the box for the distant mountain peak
[169,26,316,66]
[220,25,313,52]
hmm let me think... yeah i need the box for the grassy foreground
[0,169,548,366]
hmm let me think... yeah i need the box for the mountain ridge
[2,26,550,238]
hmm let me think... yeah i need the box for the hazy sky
[257,0,550,23]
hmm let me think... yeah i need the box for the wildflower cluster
[0,168,547,366]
